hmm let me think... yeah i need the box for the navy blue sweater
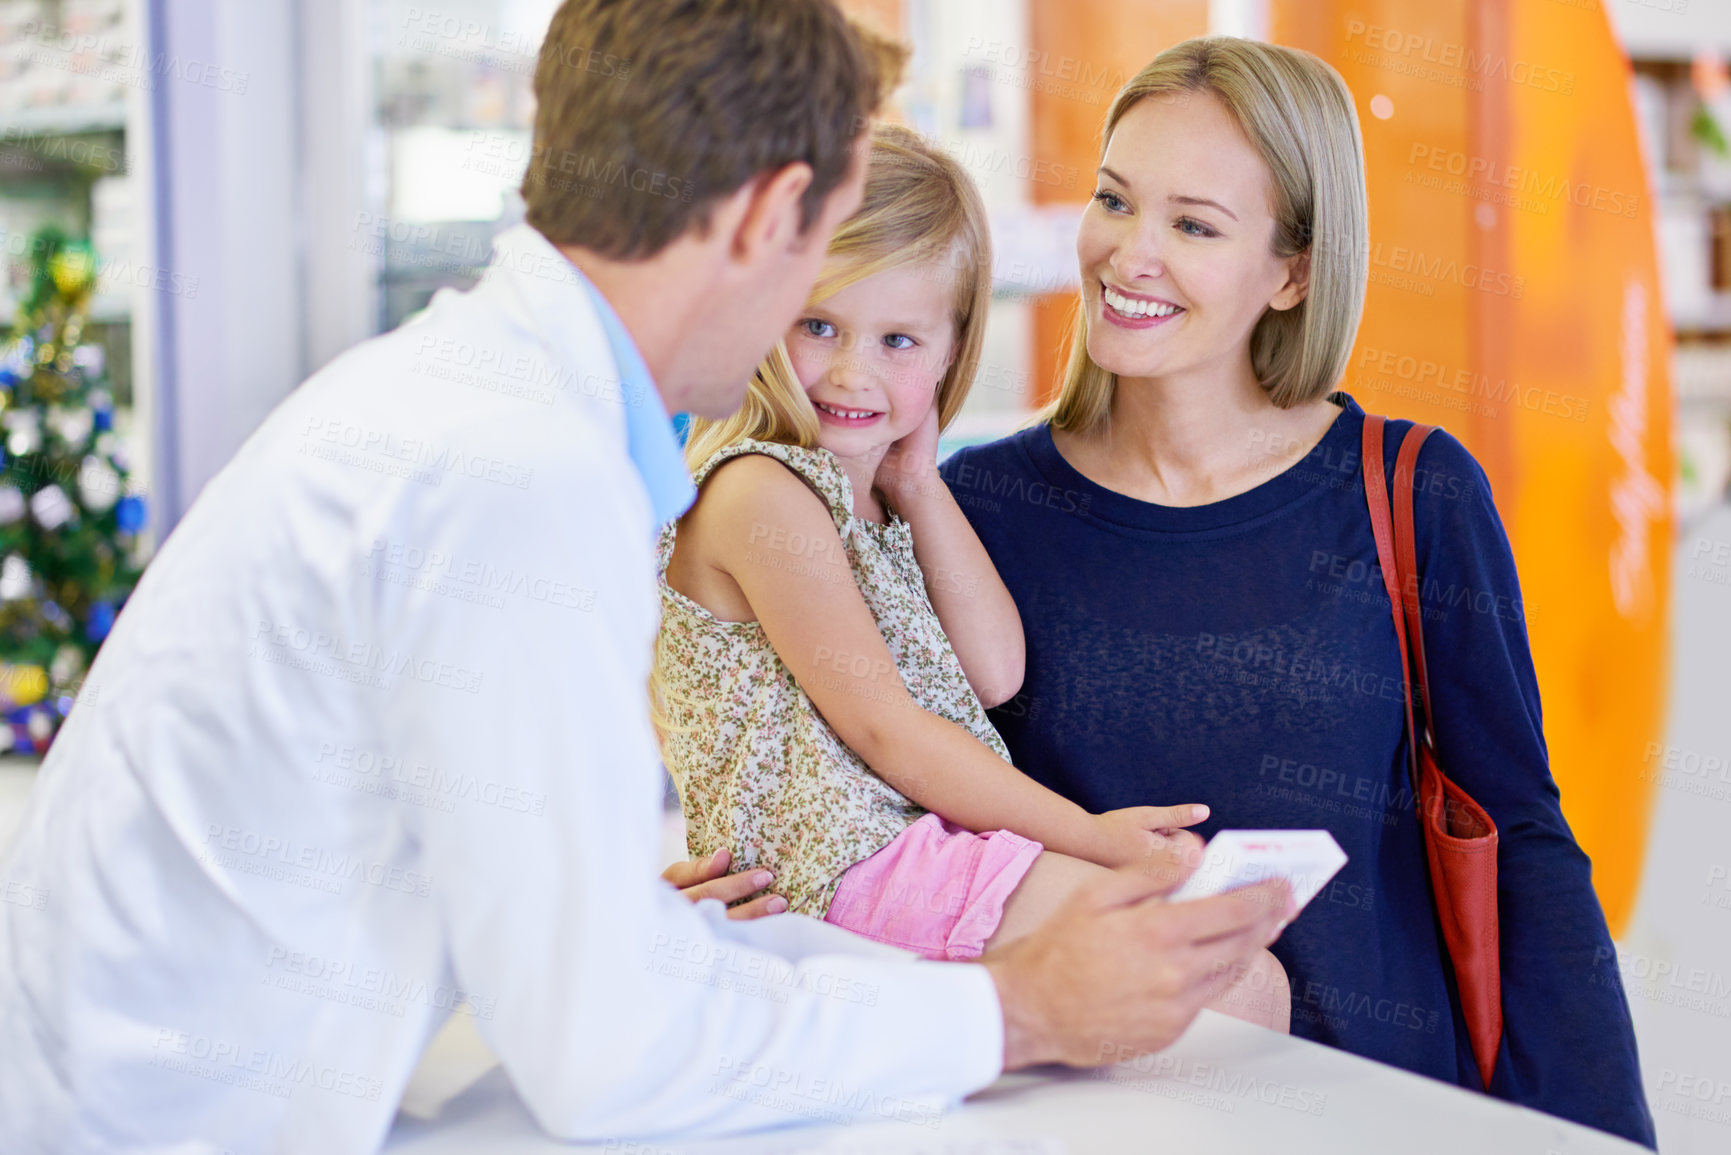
[940,394,1654,1147]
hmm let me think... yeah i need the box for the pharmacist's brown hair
[524,0,907,260]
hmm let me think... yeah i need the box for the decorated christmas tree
[0,224,146,754]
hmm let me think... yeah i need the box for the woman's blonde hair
[682,121,993,469]
[1046,36,1368,433]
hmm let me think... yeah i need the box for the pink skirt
[823,813,1043,960]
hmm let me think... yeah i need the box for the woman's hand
[1090,805,1210,869]
[661,848,789,919]
[873,395,942,505]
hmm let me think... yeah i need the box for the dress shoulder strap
[658,438,854,575]
[690,438,855,536]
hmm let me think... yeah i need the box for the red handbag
[1361,415,1503,1090]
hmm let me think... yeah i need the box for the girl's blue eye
[1092,189,1128,213]
[884,334,916,351]
[1176,217,1217,238]
[800,319,836,338]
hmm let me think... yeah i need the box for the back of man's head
[525,0,904,261]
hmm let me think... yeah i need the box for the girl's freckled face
[785,261,957,457]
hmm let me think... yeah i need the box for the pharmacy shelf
[1669,295,1731,337]
[1674,343,1731,404]
[0,103,128,139]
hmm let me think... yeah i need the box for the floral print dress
[654,438,1012,917]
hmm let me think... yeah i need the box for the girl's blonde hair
[682,122,993,468]
[1045,36,1368,434]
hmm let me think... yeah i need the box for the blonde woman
[940,37,1653,1147]
[655,124,1290,1029]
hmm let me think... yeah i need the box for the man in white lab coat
[0,2,1291,1152]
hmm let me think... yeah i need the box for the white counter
[385,1008,1648,1155]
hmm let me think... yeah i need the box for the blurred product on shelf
[1637,53,1731,524]
[0,0,130,121]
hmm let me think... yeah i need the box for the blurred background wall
[0,0,1728,1148]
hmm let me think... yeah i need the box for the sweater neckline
[1017,392,1365,535]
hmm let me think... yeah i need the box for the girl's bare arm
[876,411,1024,707]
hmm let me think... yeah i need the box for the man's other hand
[662,848,790,919]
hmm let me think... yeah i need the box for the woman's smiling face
[1078,91,1308,387]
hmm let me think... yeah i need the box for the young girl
[654,124,1287,1029]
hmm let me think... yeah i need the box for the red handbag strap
[1369,417,1501,1091]
[1361,416,1419,793]
[1392,425,1439,746]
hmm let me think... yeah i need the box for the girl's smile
[811,400,886,427]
